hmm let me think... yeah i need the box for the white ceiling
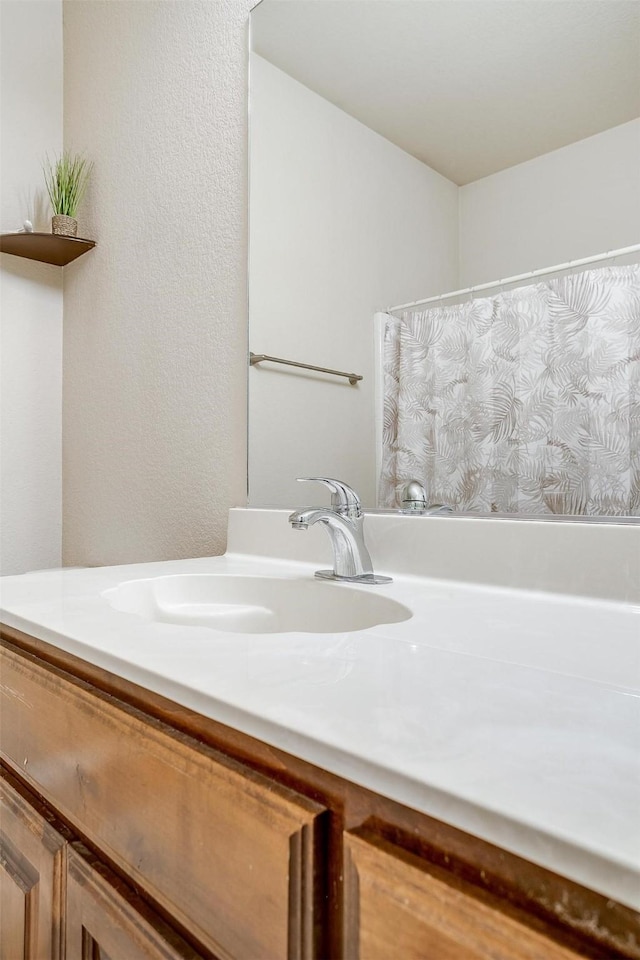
[251,0,640,185]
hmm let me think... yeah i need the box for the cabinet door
[0,772,66,960]
[344,828,584,960]
[65,844,203,960]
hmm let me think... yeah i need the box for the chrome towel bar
[249,352,362,385]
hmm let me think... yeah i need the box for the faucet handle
[296,477,362,519]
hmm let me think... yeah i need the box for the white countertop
[1,510,639,911]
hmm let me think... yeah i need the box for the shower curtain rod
[387,243,640,314]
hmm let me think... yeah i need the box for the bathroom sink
[102,574,411,634]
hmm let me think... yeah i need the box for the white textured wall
[459,119,640,285]
[249,55,458,508]
[63,0,251,566]
[0,0,63,575]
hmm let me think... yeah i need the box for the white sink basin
[102,574,412,634]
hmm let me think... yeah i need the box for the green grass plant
[44,152,93,218]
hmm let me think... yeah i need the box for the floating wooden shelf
[0,232,95,266]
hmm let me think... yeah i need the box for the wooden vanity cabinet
[1,628,639,960]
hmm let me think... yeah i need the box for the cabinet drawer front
[344,830,583,960]
[0,645,325,960]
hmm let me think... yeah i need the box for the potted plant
[43,152,93,237]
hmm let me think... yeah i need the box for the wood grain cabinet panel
[344,828,586,960]
[0,646,326,960]
[0,773,66,960]
[65,843,202,960]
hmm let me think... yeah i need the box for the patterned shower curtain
[379,265,640,516]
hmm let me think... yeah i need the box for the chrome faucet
[288,477,392,584]
[400,480,454,516]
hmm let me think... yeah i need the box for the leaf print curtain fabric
[379,265,640,516]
